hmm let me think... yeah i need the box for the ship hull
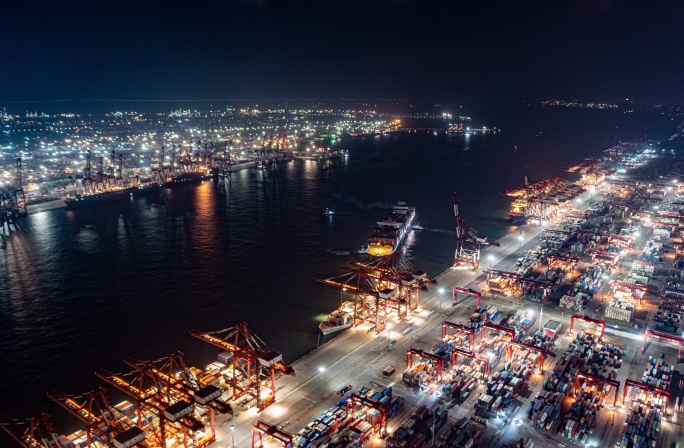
[64,189,134,209]
[165,172,213,187]
[132,184,164,197]
[319,322,353,335]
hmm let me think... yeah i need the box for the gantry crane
[251,421,293,448]
[624,379,670,411]
[96,364,203,448]
[47,387,147,448]
[453,192,500,268]
[451,287,481,308]
[450,347,490,374]
[0,413,57,448]
[406,348,444,382]
[569,315,606,341]
[189,323,294,411]
[574,371,620,407]
[642,329,684,362]
[441,321,475,352]
[124,351,232,445]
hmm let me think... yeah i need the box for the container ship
[319,301,355,335]
[64,187,135,209]
[165,170,213,187]
[505,172,582,222]
[367,202,415,256]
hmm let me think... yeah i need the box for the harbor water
[0,103,675,421]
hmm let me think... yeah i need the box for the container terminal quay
[3,141,684,448]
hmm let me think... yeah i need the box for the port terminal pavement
[211,187,683,448]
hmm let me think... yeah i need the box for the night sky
[1,0,682,103]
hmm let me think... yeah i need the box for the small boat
[327,247,352,256]
[319,301,355,335]
[322,208,335,216]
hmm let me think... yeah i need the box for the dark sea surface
[0,103,677,432]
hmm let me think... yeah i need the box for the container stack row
[386,404,448,448]
[653,273,684,332]
[617,394,665,448]
[562,383,604,444]
[560,336,625,444]
[526,333,595,433]
[294,387,402,448]
[500,311,536,339]
[441,360,486,402]
[435,418,483,448]
[642,357,672,390]
[560,292,591,310]
[403,362,437,387]
[604,289,640,322]
[476,349,535,415]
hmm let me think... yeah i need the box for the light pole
[518,235,523,248]
[230,425,235,448]
[438,287,445,313]
[488,255,494,268]
[387,323,393,350]
[318,366,325,390]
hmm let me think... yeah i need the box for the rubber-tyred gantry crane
[442,321,475,352]
[406,348,444,382]
[453,192,500,269]
[47,387,147,448]
[642,329,684,362]
[345,393,390,436]
[0,413,57,448]
[569,315,606,341]
[449,348,490,374]
[574,371,620,407]
[189,323,294,411]
[251,421,293,448]
[510,341,545,373]
[481,323,516,350]
[451,287,481,308]
[624,379,670,411]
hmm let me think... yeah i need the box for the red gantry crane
[642,329,684,362]
[251,421,293,448]
[510,341,545,373]
[0,413,57,448]
[95,364,201,448]
[574,371,620,407]
[569,315,606,341]
[124,352,232,446]
[442,321,475,352]
[345,393,390,436]
[453,192,500,269]
[189,323,294,411]
[624,379,670,411]
[451,287,481,308]
[450,348,490,374]
[406,348,444,382]
[47,387,148,448]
